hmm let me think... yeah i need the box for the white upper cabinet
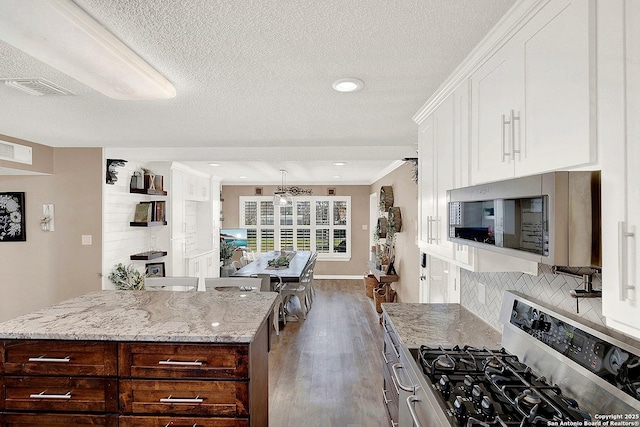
[418,94,454,259]
[601,0,640,340]
[470,0,595,184]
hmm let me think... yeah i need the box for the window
[240,196,351,260]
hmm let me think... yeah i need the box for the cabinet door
[433,95,454,259]
[470,41,523,184]
[517,0,594,175]
[170,238,186,276]
[170,169,185,239]
[418,115,435,249]
[602,0,640,340]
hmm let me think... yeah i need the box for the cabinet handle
[28,356,71,363]
[406,395,424,427]
[29,391,71,399]
[618,221,636,301]
[165,424,199,427]
[160,394,203,404]
[158,359,203,366]
[391,363,414,393]
[381,387,391,405]
[501,113,510,162]
[510,110,521,160]
[381,350,390,365]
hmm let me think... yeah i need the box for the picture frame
[146,262,165,277]
[0,192,26,242]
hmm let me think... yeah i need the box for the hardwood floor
[268,279,389,427]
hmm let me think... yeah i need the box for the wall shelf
[130,188,167,196]
[129,221,167,227]
[367,261,399,283]
[130,251,168,260]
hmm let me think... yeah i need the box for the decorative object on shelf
[40,203,54,231]
[273,170,313,206]
[141,168,156,190]
[129,171,143,190]
[388,206,402,232]
[379,186,394,210]
[107,263,146,290]
[145,262,165,278]
[0,192,26,242]
[403,157,418,184]
[133,202,152,223]
[106,159,126,184]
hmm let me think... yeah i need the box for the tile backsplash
[460,264,604,331]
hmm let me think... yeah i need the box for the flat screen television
[220,228,248,247]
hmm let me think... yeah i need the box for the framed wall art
[0,192,26,242]
[146,262,165,277]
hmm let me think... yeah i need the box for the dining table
[232,250,312,282]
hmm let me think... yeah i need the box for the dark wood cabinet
[1,318,269,426]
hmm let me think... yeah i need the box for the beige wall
[221,184,371,276]
[0,146,102,322]
[370,163,420,303]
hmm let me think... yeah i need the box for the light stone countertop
[0,290,277,343]
[382,303,502,349]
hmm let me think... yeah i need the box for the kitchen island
[0,290,277,427]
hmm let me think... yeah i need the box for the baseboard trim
[314,275,363,280]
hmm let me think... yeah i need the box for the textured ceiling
[0,0,515,184]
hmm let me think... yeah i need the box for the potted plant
[220,241,236,265]
[108,263,146,290]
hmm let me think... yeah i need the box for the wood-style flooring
[268,279,389,427]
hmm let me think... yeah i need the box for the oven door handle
[406,395,423,427]
[391,363,414,393]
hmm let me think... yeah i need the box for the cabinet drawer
[1,341,117,376]
[119,379,249,416]
[119,416,249,427]
[119,343,249,379]
[0,413,118,427]
[1,376,118,412]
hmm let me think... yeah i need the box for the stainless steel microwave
[447,171,601,267]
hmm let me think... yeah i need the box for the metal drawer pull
[381,350,390,364]
[158,359,203,366]
[29,391,71,399]
[160,394,203,404]
[406,395,423,427]
[164,424,198,427]
[381,387,391,405]
[618,221,636,301]
[28,356,71,363]
[391,363,414,393]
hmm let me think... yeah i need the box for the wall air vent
[1,78,75,96]
[0,140,32,165]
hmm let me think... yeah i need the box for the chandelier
[273,170,312,206]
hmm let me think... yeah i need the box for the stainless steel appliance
[394,291,640,426]
[447,171,601,266]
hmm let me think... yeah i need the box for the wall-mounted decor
[146,262,165,277]
[379,186,394,211]
[388,207,403,232]
[255,187,263,196]
[0,192,26,241]
[106,159,127,184]
[327,187,336,196]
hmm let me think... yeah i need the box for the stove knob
[472,384,483,404]
[453,396,466,418]
[481,396,495,418]
[463,375,475,395]
[439,374,451,393]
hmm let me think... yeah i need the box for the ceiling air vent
[0,140,32,165]
[1,78,75,96]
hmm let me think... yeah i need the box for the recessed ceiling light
[208,163,219,167]
[332,78,364,93]
[239,176,247,179]
[333,162,346,166]
[333,175,341,179]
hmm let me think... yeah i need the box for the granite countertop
[0,290,277,343]
[382,303,502,349]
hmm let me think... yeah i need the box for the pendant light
[273,170,292,206]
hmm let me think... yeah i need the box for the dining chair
[144,276,199,291]
[204,277,262,292]
[252,274,286,335]
[280,269,311,321]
